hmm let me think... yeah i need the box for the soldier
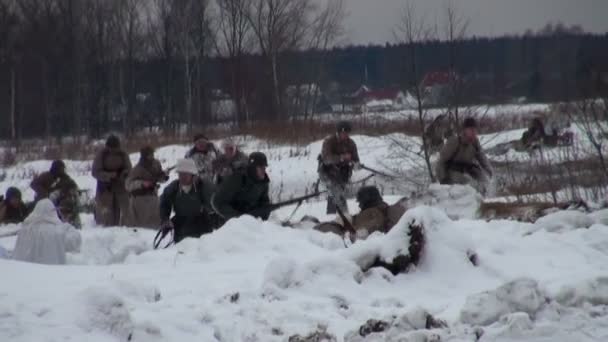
[124,146,169,228]
[211,152,271,222]
[92,135,132,226]
[521,117,546,149]
[185,133,218,183]
[435,117,492,189]
[12,199,81,265]
[212,138,248,184]
[31,160,81,228]
[351,186,406,238]
[0,187,28,224]
[314,186,406,240]
[159,158,216,243]
[318,121,360,214]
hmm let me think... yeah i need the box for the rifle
[360,164,398,179]
[335,205,357,246]
[254,190,327,214]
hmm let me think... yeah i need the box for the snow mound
[534,210,594,233]
[68,227,155,265]
[590,209,608,226]
[460,278,546,326]
[79,287,135,340]
[405,184,482,220]
[555,277,608,307]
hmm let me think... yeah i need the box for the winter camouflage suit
[318,134,360,214]
[92,138,132,226]
[159,179,216,243]
[31,161,81,228]
[185,143,218,183]
[212,150,248,184]
[124,150,169,229]
[435,135,492,189]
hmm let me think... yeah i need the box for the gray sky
[342,0,608,45]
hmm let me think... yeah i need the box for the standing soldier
[435,117,493,189]
[31,160,81,228]
[0,187,28,224]
[124,146,169,228]
[318,121,360,214]
[212,138,248,184]
[185,133,218,183]
[211,152,271,222]
[92,135,132,226]
[159,159,216,243]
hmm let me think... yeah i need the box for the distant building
[420,71,459,106]
[328,85,413,114]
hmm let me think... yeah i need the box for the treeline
[0,0,607,141]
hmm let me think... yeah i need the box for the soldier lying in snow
[313,186,406,240]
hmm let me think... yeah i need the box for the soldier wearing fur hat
[124,146,170,228]
[31,160,81,228]
[185,133,218,183]
[435,117,492,188]
[318,121,360,214]
[211,152,271,222]
[92,135,132,226]
[212,138,249,184]
[159,159,216,243]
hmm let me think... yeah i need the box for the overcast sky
[342,0,608,45]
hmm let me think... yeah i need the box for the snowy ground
[2,191,608,341]
[2,112,608,341]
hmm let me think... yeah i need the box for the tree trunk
[10,66,16,141]
[271,53,281,120]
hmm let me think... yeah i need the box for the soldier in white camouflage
[185,133,218,183]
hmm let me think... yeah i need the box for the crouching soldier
[13,199,81,265]
[159,159,216,243]
[211,152,271,222]
[0,187,28,224]
[212,138,248,184]
[31,160,81,228]
[125,146,169,228]
[92,135,132,226]
[318,121,360,214]
[435,118,493,192]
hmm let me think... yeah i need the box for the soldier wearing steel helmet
[318,121,360,214]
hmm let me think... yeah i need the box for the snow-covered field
[2,122,608,341]
[2,192,608,341]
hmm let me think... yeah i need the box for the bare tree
[442,0,469,124]
[114,0,145,136]
[302,0,345,120]
[0,0,20,141]
[216,0,254,125]
[247,0,316,120]
[149,0,178,131]
[392,0,437,184]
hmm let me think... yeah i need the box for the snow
[1,197,607,341]
[1,114,608,341]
